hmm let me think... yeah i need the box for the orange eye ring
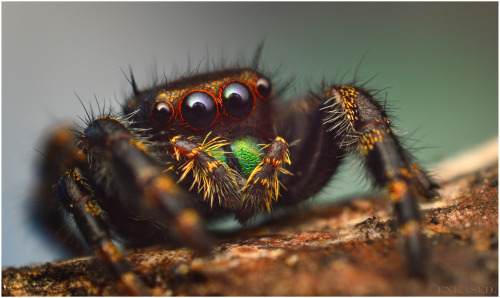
[254,77,272,99]
[219,80,255,120]
[179,90,218,129]
[150,100,174,125]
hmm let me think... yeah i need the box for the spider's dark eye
[256,77,272,98]
[180,91,217,129]
[221,82,254,119]
[151,101,173,125]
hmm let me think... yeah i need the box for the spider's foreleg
[57,169,147,296]
[322,85,439,276]
[81,117,213,251]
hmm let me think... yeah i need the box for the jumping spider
[39,49,439,295]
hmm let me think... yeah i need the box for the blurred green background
[3,2,497,266]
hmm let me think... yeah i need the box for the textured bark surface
[3,161,498,295]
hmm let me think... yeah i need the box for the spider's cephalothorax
[46,57,439,295]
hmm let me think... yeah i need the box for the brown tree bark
[3,141,498,296]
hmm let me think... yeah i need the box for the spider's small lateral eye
[255,77,272,98]
[221,82,255,119]
[180,91,217,129]
[151,101,174,125]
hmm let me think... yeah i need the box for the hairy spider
[38,48,439,295]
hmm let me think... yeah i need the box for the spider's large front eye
[255,77,272,98]
[151,101,173,125]
[180,91,217,128]
[221,82,254,119]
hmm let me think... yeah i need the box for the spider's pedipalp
[169,135,243,210]
[237,136,292,222]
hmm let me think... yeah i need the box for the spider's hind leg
[321,85,439,276]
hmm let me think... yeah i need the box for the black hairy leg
[57,169,148,296]
[56,116,215,295]
[319,85,440,276]
[80,116,212,250]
